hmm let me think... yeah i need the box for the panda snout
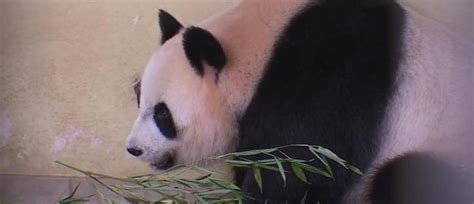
[127,147,143,157]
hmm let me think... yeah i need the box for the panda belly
[236,1,406,203]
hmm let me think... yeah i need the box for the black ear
[182,27,226,78]
[159,9,183,44]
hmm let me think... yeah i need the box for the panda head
[126,10,237,170]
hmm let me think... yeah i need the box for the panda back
[236,0,406,203]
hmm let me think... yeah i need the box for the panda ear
[159,9,183,44]
[182,26,226,78]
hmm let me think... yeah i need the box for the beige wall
[0,0,471,177]
[0,0,239,177]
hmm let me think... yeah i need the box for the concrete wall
[0,0,239,177]
[0,0,471,177]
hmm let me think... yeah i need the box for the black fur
[154,103,177,139]
[159,9,183,44]
[370,153,474,204]
[236,0,405,203]
[182,27,226,78]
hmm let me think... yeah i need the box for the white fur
[127,39,237,166]
[199,0,309,117]
[346,6,472,202]
[127,0,308,168]
[128,2,472,201]
[378,5,472,170]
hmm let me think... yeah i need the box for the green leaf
[226,160,253,167]
[174,178,213,188]
[118,185,142,191]
[310,146,347,168]
[94,187,116,204]
[255,163,282,172]
[309,147,333,176]
[347,165,363,175]
[195,173,213,181]
[210,178,240,191]
[196,189,233,196]
[192,166,217,175]
[128,175,153,183]
[290,163,308,184]
[297,163,332,178]
[60,183,81,201]
[274,158,286,186]
[155,193,186,204]
[233,148,278,156]
[252,164,263,192]
[251,158,279,164]
[59,183,94,204]
[210,198,241,203]
[173,178,193,188]
[105,198,116,204]
[148,186,189,194]
[194,194,207,204]
[59,197,92,204]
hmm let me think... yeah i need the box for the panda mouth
[151,155,174,170]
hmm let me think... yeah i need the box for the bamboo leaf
[255,163,282,172]
[291,163,308,184]
[195,173,213,181]
[148,186,190,194]
[252,164,263,192]
[297,163,332,178]
[233,148,278,156]
[192,166,216,175]
[210,198,241,203]
[59,195,94,204]
[59,197,92,204]
[61,182,81,201]
[156,195,187,204]
[310,146,347,168]
[173,178,192,188]
[128,175,153,183]
[274,158,286,186]
[347,165,363,175]
[210,178,240,191]
[105,198,115,204]
[174,178,213,188]
[58,183,94,204]
[194,194,207,204]
[196,189,233,196]
[226,160,253,167]
[309,147,333,176]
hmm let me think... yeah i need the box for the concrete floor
[0,174,129,204]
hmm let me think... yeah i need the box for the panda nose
[127,147,143,157]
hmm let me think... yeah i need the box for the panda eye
[153,103,177,139]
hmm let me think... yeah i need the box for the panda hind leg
[368,153,474,204]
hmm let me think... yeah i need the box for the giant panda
[126,0,473,203]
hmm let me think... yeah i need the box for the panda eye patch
[153,103,177,139]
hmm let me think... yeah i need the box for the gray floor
[0,174,129,204]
